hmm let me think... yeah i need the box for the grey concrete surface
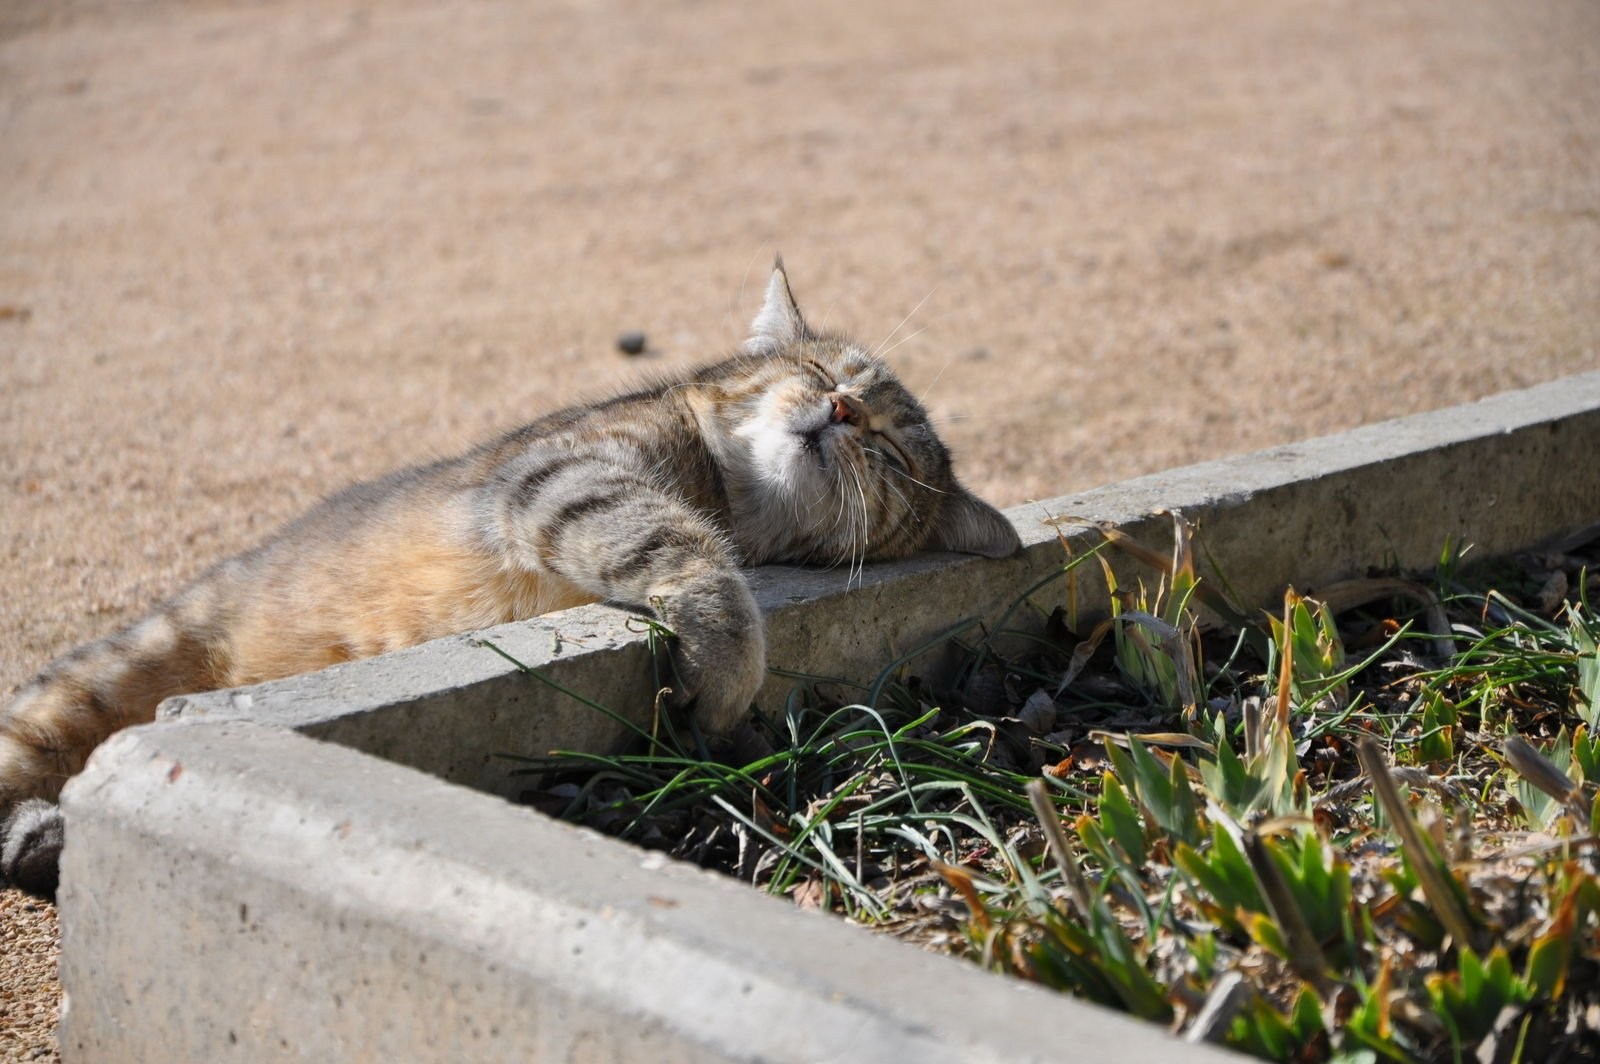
[59,721,1234,1063]
[56,371,1600,1060]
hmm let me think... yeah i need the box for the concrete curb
[61,720,1230,1063]
[57,371,1600,1060]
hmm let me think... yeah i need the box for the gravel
[1,0,1594,1057]
[0,890,59,1063]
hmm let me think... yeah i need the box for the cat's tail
[1,799,65,898]
[1,576,234,896]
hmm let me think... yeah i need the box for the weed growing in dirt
[493,516,1600,1062]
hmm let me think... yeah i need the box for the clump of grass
[494,517,1600,1061]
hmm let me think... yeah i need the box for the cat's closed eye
[870,433,913,472]
[801,359,837,389]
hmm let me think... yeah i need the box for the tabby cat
[0,261,1019,896]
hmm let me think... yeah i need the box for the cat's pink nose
[829,394,863,425]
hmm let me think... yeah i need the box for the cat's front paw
[657,572,766,736]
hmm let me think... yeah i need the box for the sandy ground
[1,0,1597,1056]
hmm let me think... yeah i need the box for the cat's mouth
[794,417,854,471]
[793,395,866,471]
[796,423,832,469]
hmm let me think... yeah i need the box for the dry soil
[2,0,1597,1057]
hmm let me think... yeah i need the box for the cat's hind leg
[0,577,233,896]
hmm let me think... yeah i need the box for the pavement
[2,0,1597,1058]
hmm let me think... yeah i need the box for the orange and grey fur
[0,262,1019,896]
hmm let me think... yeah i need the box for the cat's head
[708,260,1020,568]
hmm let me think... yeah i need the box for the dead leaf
[933,861,991,932]
[791,875,831,910]
[1019,689,1057,735]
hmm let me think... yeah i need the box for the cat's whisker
[876,325,928,363]
[816,301,837,337]
[916,357,953,406]
[828,460,850,533]
[871,286,937,359]
[878,459,949,496]
[845,461,870,588]
[729,246,770,340]
[877,470,913,516]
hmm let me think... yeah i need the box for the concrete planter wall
[57,371,1600,1061]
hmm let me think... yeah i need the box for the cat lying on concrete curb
[0,260,1020,898]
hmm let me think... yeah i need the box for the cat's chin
[795,432,835,473]
[736,417,829,491]
[790,431,864,491]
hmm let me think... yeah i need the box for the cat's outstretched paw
[677,636,766,737]
[1,798,64,899]
[657,572,766,736]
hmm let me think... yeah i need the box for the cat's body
[0,262,1019,896]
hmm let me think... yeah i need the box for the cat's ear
[744,257,810,354]
[927,489,1021,558]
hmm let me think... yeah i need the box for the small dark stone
[616,331,648,356]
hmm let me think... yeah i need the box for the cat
[0,261,1020,897]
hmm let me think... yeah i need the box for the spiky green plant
[496,528,1600,1062]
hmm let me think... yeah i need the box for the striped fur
[0,261,1019,895]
